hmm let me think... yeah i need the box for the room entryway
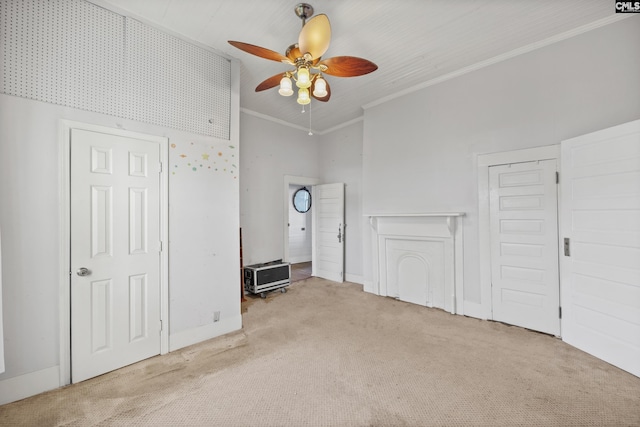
[291,261,312,282]
[68,125,167,383]
[284,177,345,284]
[478,145,561,335]
[489,159,560,336]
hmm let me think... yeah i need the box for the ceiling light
[312,76,327,98]
[297,87,311,105]
[278,76,294,96]
[296,67,311,89]
[228,3,378,110]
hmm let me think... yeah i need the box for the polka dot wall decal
[180,154,187,158]
[218,152,222,156]
[171,143,176,148]
[202,153,209,160]
[192,167,197,171]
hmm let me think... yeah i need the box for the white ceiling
[96,0,624,133]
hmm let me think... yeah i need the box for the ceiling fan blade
[298,14,331,60]
[228,41,290,63]
[311,79,331,102]
[319,56,378,77]
[255,73,285,92]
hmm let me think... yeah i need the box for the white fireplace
[367,214,465,314]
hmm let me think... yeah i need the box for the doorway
[489,159,560,336]
[284,176,320,280]
[60,121,169,385]
[478,145,561,335]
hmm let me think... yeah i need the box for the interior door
[312,183,345,282]
[561,120,640,377]
[490,160,560,336]
[71,128,161,383]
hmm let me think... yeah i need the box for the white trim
[477,144,560,320]
[283,175,320,264]
[169,315,242,352]
[59,120,170,385]
[368,215,464,314]
[241,108,364,136]
[364,212,465,217]
[318,117,363,135]
[363,15,631,111]
[0,366,60,405]
[345,273,364,285]
[241,108,313,134]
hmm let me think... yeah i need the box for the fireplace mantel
[366,213,465,314]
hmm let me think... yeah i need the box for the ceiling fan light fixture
[312,76,327,98]
[297,87,311,105]
[278,76,294,96]
[296,66,312,88]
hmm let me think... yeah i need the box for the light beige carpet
[1,278,639,426]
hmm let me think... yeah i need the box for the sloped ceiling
[96,0,626,133]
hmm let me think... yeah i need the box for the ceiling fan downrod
[295,3,314,26]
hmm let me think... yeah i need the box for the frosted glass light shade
[296,67,311,88]
[278,77,293,96]
[297,88,311,105]
[312,77,327,97]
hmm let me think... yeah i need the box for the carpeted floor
[1,278,639,426]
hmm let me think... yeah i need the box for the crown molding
[363,14,633,110]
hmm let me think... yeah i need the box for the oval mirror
[293,187,312,213]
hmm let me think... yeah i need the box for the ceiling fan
[228,3,378,106]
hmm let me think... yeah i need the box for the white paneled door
[490,160,560,336]
[561,120,640,378]
[313,183,345,282]
[71,128,161,383]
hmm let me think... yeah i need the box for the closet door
[561,120,640,377]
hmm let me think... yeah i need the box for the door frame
[477,145,560,322]
[283,175,320,265]
[58,120,169,386]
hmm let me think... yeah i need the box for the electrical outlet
[213,311,220,322]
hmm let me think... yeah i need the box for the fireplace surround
[367,213,465,314]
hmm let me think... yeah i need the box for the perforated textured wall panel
[0,0,231,139]
[125,19,231,140]
[1,0,124,117]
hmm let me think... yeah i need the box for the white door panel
[71,128,161,383]
[313,183,345,282]
[561,119,640,377]
[490,160,560,336]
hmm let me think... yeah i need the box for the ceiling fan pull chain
[308,102,313,136]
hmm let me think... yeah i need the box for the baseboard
[169,314,243,352]
[0,365,60,405]
[363,279,376,294]
[345,273,364,285]
[289,256,311,264]
[461,300,488,320]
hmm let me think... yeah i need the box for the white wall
[239,113,365,283]
[0,93,241,402]
[319,121,364,282]
[0,3,240,401]
[239,112,320,266]
[362,18,640,313]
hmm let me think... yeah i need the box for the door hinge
[559,307,562,319]
[563,237,570,257]
[159,162,163,173]
[159,241,163,252]
[159,320,163,332]
[555,171,559,184]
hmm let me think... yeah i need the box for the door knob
[76,267,91,277]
